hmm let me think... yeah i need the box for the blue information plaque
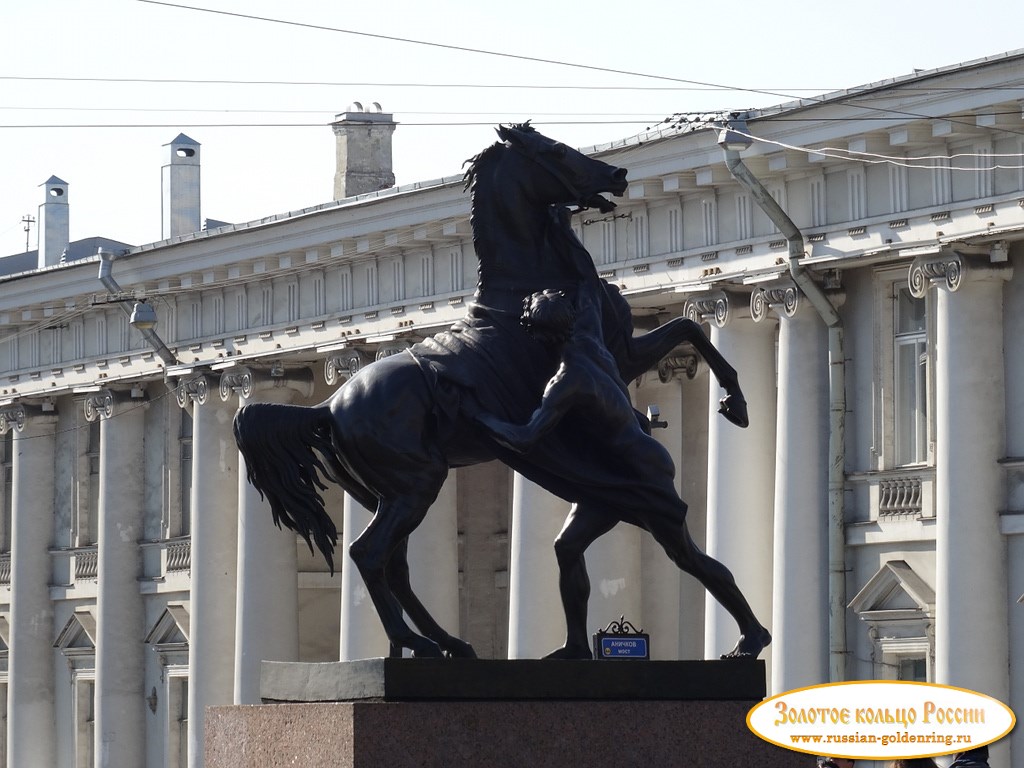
[598,636,649,658]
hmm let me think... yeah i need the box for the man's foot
[543,643,593,660]
[720,626,772,658]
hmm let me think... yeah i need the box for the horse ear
[496,124,524,147]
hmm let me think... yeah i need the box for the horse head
[494,122,628,213]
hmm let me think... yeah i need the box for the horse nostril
[613,168,628,182]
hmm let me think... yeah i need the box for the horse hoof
[718,394,749,428]
[443,638,478,659]
[543,644,592,660]
[408,638,445,658]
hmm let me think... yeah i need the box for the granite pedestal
[205,659,794,768]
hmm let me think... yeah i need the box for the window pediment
[54,609,97,650]
[849,560,935,621]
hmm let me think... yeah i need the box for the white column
[406,473,460,636]
[181,376,239,768]
[88,391,147,767]
[507,474,569,658]
[915,255,1012,702]
[755,284,830,693]
[635,372,686,659]
[585,524,642,640]
[224,369,313,705]
[2,404,57,768]
[339,493,388,659]
[692,291,776,662]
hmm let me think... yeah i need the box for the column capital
[324,348,369,386]
[375,340,413,361]
[750,278,801,322]
[218,366,314,403]
[176,373,216,408]
[0,401,58,434]
[682,289,751,328]
[909,250,1013,298]
[657,353,702,383]
[83,388,147,422]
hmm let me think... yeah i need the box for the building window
[169,676,188,768]
[75,678,96,768]
[894,285,928,466]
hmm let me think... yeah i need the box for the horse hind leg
[348,495,450,658]
[385,538,476,658]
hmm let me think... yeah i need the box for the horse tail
[233,402,341,574]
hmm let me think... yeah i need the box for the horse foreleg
[545,504,618,660]
[385,538,477,658]
[623,317,749,428]
[349,499,444,658]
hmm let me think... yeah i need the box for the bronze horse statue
[233,123,770,659]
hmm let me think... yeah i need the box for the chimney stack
[331,102,396,200]
[37,175,70,269]
[162,133,201,239]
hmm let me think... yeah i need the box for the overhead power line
[134,2,1024,139]
[136,0,804,103]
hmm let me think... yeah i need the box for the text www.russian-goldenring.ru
[789,732,973,748]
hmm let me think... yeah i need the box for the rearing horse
[234,123,769,659]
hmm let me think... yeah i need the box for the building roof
[0,236,134,278]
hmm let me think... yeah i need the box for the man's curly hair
[520,289,576,346]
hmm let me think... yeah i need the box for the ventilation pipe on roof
[718,120,848,683]
[331,103,396,200]
[38,176,70,269]
[97,248,177,368]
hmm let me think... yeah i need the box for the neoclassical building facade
[1,53,1023,767]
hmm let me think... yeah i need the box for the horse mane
[462,122,536,191]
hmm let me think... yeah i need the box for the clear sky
[2,0,1023,258]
